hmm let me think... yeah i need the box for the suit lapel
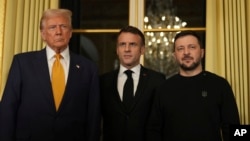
[126,66,149,113]
[32,49,55,111]
[57,52,98,112]
[109,69,129,112]
[57,52,79,112]
[134,66,149,99]
[112,70,125,106]
[116,70,123,101]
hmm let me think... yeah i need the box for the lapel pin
[76,65,80,69]
[201,90,207,97]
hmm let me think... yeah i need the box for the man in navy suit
[0,9,101,141]
[100,25,166,141]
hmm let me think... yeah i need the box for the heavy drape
[0,0,58,99]
[206,0,250,124]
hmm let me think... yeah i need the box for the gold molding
[73,29,120,33]
[143,27,206,32]
[72,27,206,33]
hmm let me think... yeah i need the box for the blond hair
[40,9,72,30]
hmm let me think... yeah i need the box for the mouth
[123,55,132,60]
[55,38,64,42]
[124,54,131,57]
[182,56,193,61]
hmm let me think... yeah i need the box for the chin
[123,63,133,67]
[180,63,200,71]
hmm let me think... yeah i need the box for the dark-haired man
[100,25,165,141]
[146,30,240,141]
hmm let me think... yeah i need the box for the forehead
[118,32,141,42]
[175,35,199,45]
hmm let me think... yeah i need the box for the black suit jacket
[0,48,101,141]
[100,66,165,141]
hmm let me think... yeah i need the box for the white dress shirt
[117,64,141,101]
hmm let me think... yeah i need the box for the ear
[173,52,177,60]
[140,45,145,55]
[40,30,46,41]
[116,46,119,55]
[201,48,205,58]
[69,29,73,38]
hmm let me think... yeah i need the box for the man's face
[40,15,72,51]
[116,32,145,69]
[174,35,204,71]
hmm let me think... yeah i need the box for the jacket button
[126,115,129,119]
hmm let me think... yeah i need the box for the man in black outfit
[146,30,240,141]
[100,25,166,141]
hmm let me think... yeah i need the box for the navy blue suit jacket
[0,48,101,141]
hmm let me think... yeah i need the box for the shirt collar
[119,64,141,76]
[46,46,70,60]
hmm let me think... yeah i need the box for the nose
[183,47,190,55]
[55,26,62,34]
[124,44,131,51]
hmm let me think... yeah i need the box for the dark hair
[173,30,203,51]
[117,25,145,46]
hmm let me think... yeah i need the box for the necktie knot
[124,70,133,78]
[55,54,62,60]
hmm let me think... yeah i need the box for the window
[60,0,206,76]
[144,0,206,76]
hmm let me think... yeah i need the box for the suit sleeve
[87,64,101,141]
[0,56,21,141]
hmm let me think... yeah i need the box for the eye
[48,25,56,30]
[176,46,184,51]
[118,42,126,47]
[129,42,138,47]
[189,45,196,49]
[61,25,69,29]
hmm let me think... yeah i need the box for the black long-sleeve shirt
[146,71,240,141]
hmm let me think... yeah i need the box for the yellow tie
[52,54,65,110]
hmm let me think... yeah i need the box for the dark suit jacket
[0,48,101,141]
[100,66,165,141]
